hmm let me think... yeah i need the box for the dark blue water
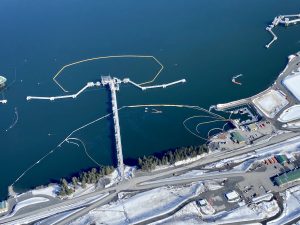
[0,0,300,200]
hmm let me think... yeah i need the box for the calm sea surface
[0,0,300,199]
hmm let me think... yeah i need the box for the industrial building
[230,132,246,144]
[275,155,288,165]
[273,168,300,186]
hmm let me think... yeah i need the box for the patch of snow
[199,200,215,215]
[32,184,59,198]
[105,166,136,188]
[204,153,256,170]
[174,154,207,166]
[70,183,205,225]
[204,180,224,191]
[253,89,289,118]
[153,199,278,225]
[255,136,300,157]
[283,71,300,101]
[278,105,300,122]
[151,201,203,225]
[267,185,300,225]
[286,121,300,129]
[209,200,279,224]
[252,193,273,204]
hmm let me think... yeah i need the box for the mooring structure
[27,75,186,180]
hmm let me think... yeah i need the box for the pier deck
[102,76,125,179]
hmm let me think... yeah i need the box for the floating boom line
[10,103,225,186]
[6,107,19,132]
[66,137,102,167]
[52,55,165,92]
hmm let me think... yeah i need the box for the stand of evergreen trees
[138,144,208,171]
[58,165,114,196]
[58,144,209,196]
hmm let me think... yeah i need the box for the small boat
[232,74,243,85]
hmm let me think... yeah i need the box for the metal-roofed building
[273,168,300,186]
[275,155,288,165]
[230,131,246,144]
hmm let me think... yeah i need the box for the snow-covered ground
[285,121,300,129]
[278,105,300,122]
[174,154,208,166]
[255,136,300,157]
[214,200,279,224]
[154,154,208,171]
[204,153,256,170]
[253,89,289,118]
[151,201,203,225]
[30,167,135,200]
[32,184,59,198]
[283,71,300,101]
[105,166,136,188]
[70,182,205,225]
[152,198,278,225]
[267,186,300,225]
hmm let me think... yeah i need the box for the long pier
[266,14,300,48]
[101,76,125,179]
[26,76,186,180]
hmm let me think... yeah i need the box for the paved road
[0,132,299,225]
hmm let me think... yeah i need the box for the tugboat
[0,76,7,88]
